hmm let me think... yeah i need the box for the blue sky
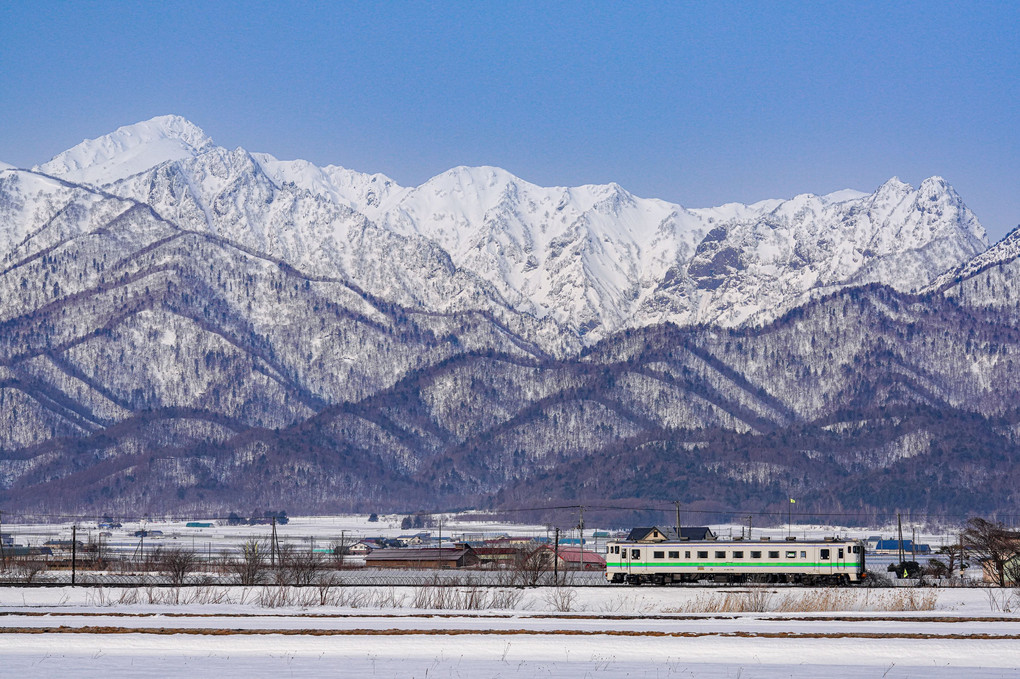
[2,2,1017,239]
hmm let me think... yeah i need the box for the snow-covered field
[3,516,1012,676]
[1,586,1018,677]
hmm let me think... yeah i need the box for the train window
[768,551,780,559]
[631,549,641,558]
[697,551,708,559]
[750,551,761,559]
[733,551,744,558]
[715,551,726,559]
[838,548,844,559]
[820,549,830,560]
[685,551,691,558]
[800,551,806,559]
[785,551,796,558]
[668,551,680,559]
[653,551,665,559]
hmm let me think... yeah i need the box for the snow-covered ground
[4,516,1011,676]
[1,586,1018,677]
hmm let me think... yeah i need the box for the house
[1000,554,1020,586]
[869,539,931,555]
[625,526,717,542]
[553,547,605,571]
[348,541,375,555]
[365,546,480,569]
[396,532,431,546]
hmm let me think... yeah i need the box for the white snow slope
[12,115,990,342]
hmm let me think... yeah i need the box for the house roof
[625,526,716,541]
[365,547,473,562]
[872,540,930,552]
[554,547,605,565]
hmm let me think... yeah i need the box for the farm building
[553,547,605,571]
[364,546,480,569]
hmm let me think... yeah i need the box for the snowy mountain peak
[35,115,215,186]
[874,176,913,197]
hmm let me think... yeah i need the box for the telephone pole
[674,501,681,537]
[553,527,560,584]
[71,524,77,586]
[897,513,905,566]
[578,506,585,571]
[271,516,278,568]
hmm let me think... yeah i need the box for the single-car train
[606,536,865,585]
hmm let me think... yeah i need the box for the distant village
[2,515,1018,587]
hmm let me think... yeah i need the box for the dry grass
[662,588,938,614]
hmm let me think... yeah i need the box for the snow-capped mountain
[2,115,1018,517]
[13,115,987,342]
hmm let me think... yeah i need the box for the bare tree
[277,543,322,586]
[160,546,199,586]
[962,518,1020,587]
[226,539,267,585]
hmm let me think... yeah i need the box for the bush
[888,560,922,579]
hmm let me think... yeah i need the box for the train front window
[820,549,830,560]
[631,549,640,559]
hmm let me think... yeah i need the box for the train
[605,535,866,585]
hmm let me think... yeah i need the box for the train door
[836,545,846,573]
[620,544,633,575]
[819,545,834,575]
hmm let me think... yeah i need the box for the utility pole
[438,517,443,570]
[339,530,346,569]
[553,527,560,584]
[579,505,587,566]
[674,501,681,538]
[911,527,917,562]
[747,515,753,541]
[271,516,278,568]
[897,513,905,566]
[71,524,77,586]
[0,509,6,567]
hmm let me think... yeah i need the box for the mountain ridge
[2,115,1017,518]
[17,115,989,343]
